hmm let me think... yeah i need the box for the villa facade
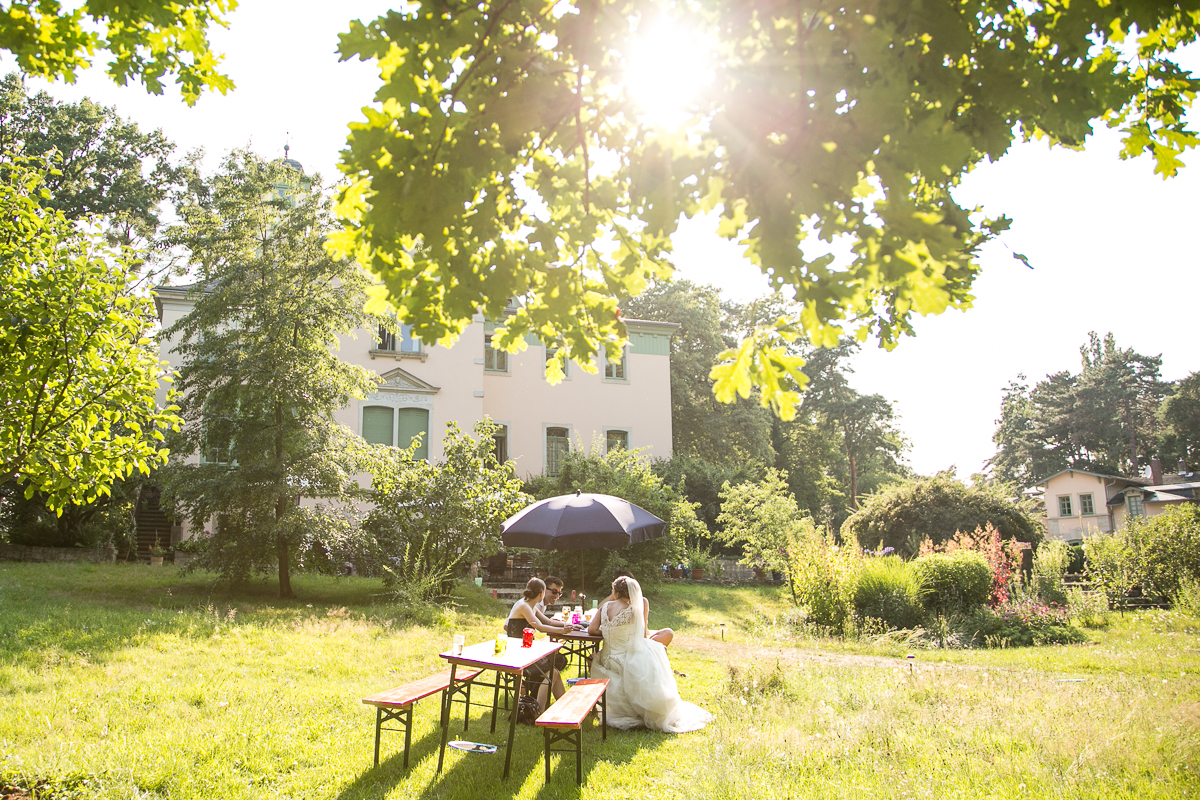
[1034,461,1199,542]
[154,289,678,479]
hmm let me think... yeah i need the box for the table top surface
[440,637,561,672]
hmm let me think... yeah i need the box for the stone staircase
[134,491,173,558]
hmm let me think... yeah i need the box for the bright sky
[6,0,1196,480]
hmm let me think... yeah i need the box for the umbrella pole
[579,551,585,596]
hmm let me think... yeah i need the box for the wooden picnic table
[437,636,563,780]
[547,630,602,678]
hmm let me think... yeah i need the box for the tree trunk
[275,400,294,598]
[1125,398,1138,474]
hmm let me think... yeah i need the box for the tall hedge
[841,474,1043,558]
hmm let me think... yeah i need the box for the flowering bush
[919,524,1025,607]
[965,595,1084,647]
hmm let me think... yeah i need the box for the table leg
[437,663,457,774]
[503,670,521,780]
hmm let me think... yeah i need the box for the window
[377,324,420,353]
[545,346,568,379]
[606,429,628,453]
[603,348,627,381]
[1057,495,1072,517]
[1126,492,1145,519]
[484,334,508,372]
[362,406,394,446]
[1079,493,1095,515]
[397,408,429,460]
[546,426,569,477]
[492,425,508,464]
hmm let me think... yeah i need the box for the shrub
[1032,540,1071,605]
[918,524,1024,606]
[964,596,1085,647]
[1085,506,1200,607]
[853,556,925,630]
[841,473,1043,558]
[913,550,991,614]
[1125,505,1200,602]
[1174,577,1200,618]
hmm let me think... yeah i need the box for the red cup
[522,627,534,648]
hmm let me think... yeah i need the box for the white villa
[1033,459,1199,542]
[153,290,679,479]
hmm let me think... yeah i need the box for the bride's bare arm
[587,602,603,636]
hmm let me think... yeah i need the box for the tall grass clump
[852,555,925,630]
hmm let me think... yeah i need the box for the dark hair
[612,577,630,599]
[523,577,546,602]
[612,569,633,580]
[545,576,564,590]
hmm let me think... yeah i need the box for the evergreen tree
[160,151,383,597]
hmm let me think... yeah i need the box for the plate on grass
[449,741,497,754]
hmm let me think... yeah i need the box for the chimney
[1150,457,1163,485]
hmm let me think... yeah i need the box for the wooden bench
[362,668,482,769]
[534,678,609,785]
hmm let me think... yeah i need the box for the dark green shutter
[397,408,429,460]
[362,406,394,446]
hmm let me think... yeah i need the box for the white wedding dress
[590,578,713,732]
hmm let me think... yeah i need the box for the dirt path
[673,634,991,673]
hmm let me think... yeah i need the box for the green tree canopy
[841,473,1043,558]
[0,0,235,104]
[990,332,1170,485]
[333,0,1199,416]
[1158,371,1200,470]
[0,155,179,509]
[160,150,383,598]
[0,72,187,249]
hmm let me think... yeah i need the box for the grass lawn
[0,563,1197,799]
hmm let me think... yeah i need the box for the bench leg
[576,725,583,785]
[402,706,413,770]
[601,691,607,740]
[544,726,551,784]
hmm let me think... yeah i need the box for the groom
[605,570,674,647]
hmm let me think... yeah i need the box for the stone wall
[0,543,115,564]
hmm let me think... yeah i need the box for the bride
[586,576,713,732]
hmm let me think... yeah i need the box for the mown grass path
[0,564,1196,799]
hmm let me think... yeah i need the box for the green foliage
[0,155,180,510]
[1084,530,1138,611]
[991,332,1171,485]
[964,596,1086,648]
[335,1,1199,415]
[1125,505,1200,602]
[1085,507,1200,607]
[0,1,235,104]
[624,281,776,465]
[913,550,992,615]
[159,150,383,598]
[1158,371,1200,471]
[0,478,140,550]
[0,73,187,249]
[1173,577,1200,618]
[1032,540,1072,605]
[852,556,925,631]
[652,454,764,532]
[841,473,1043,558]
[364,420,529,597]
[524,444,686,591]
